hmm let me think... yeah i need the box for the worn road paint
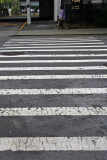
[0,49,107,52]
[0,137,107,151]
[0,88,106,95]
[1,54,107,58]
[3,42,105,46]
[0,75,106,80]
[2,45,107,49]
[6,41,101,44]
[0,107,107,116]
[0,59,107,63]
[0,66,106,71]
[0,23,17,26]
[9,38,102,42]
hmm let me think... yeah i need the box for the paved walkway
[0,21,107,37]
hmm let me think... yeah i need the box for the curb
[14,33,107,37]
[14,28,107,36]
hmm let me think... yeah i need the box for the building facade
[61,0,107,25]
[38,0,61,21]
[0,0,61,21]
[20,0,61,21]
[0,0,107,25]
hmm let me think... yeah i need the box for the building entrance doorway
[39,0,54,20]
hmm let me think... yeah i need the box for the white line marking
[0,88,106,95]
[0,49,107,52]
[10,37,96,41]
[2,45,107,49]
[3,42,105,46]
[6,41,100,44]
[34,37,96,39]
[0,137,107,151]
[0,75,106,80]
[0,59,107,63]
[27,37,95,39]
[0,54,107,58]
[40,37,97,40]
[0,107,107,116]
[0,66,106,71]
[9,39,102,42]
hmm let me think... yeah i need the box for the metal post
[26,0,31,24]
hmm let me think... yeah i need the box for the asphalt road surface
[0,35,107,160]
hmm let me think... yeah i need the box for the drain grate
[1,52,24,56]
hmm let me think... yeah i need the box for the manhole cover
[1,52,24,56]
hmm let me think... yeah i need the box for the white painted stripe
[0,88,106,95]
[0,59,107,63]
[0,54,107,58]
[0,49,107,52]
[0,107,107,116]
[3,42,105,46]
[31,37,97,40]
[9,39,101,42]
[28,37,95,39]
[42,37,97,40]
[0,66,106,71]
[3,45,107,49]
[0,137,107,151]
[10,37,96,41]
[36,36,96,39]
[6,41,100,44]
[0,75,106,80]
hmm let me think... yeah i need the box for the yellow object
[19,21,27,31]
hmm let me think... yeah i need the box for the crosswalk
[0,36,107,159]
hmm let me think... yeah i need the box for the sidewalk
[0,21,107,37]
[14,21,107,36]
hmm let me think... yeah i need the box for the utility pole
[54,0,61,21]
[26,0,31,24]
